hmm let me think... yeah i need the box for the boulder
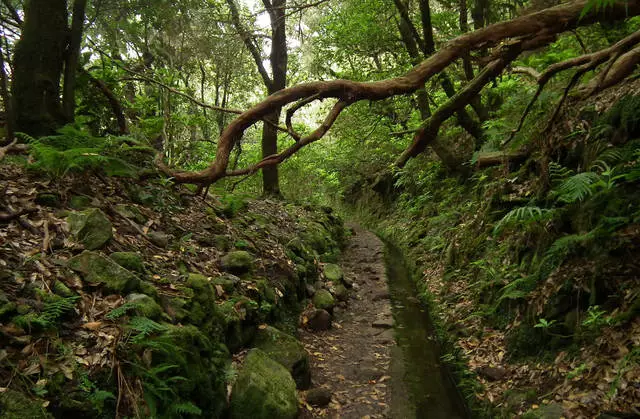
[67,251,139,293]
[68,209,113,250]
[147,231,169,248]
[230,349,298,419]
[307,309,332,331]
[306,387,332,407]
[332,284,349,302]
[253,326,311,389]
[313,289,335,312]
[221,251,254,274]
[126,293,163,320]
[110,252,145,273]
[323,263,343,283]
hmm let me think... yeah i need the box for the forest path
[299,225,396,418]
[298,225,468,418]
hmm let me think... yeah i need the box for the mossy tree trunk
[12,0,68,137]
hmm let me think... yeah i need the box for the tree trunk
[12,0,68,137]
[62,0,87,122]
[0,40,14,143]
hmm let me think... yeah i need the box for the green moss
[69,195,91,210]
[126,293,163,320]
[323,263,343,283]
[0,389,53,418]
[53,280,74,297]
[114,204,147,224]
[67,209,113,250]
[252,326,311,389]
[35,192,61,208]
[109,252,145,273]
[229,348,298,419]
[313,289,335,311]
[67,251,140,293]
[221,251,254,274]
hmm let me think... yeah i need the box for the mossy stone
[126,293,163,319]
[147,231,169,248]
[323,263,343,283]
[35,192,60,208]
[138,281,159,299]
[53,280,74,297]
[212,275,238,293]
[67,251,139,293]
[313,289,335,311]
[167,297,189,322]
[69,195,91,210]
[332,284,348,302]
[253,326,311,389]
[68,208,113,250]
[0,301,17,319]
[230,348,298,419]
[221,251,254,275]
[114,204,146,224]
[214,235,231,251]
[110,252,145,273]
[0,389,53,418]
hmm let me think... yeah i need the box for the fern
[171,402,202,416]
[128,316,166,343]
[549,161,574,184]
[106,301,140,320]
[14,296,79,331]
[554,172,600,203]
[493,206,552,235]
[546,231,595,262]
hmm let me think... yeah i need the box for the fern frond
[171,402,202,416]
[128,316,166,343]
[106,301,140,320]
[549,162,574,184]
[554,172,599,203]
[493,206,551,235]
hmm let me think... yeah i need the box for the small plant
[534,318,557,329]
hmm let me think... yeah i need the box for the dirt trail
[299,225,400,418]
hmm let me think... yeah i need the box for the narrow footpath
[299,225,468,418]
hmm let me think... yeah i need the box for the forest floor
[299,225,396,418]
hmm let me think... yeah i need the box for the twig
[42,219,51,254]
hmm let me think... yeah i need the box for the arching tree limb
[503,29,640,146]
[158,0,640,186]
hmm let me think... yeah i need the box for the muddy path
[299,225,468,418]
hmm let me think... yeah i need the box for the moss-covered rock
[212,274,239,294]
[114,204,147,224]
[221,251,254,274]
[110,252,145,273]
[53,280,74,297]
[67,251,139,293]
[0,291,17,319]
[68,195,91,210]
[252,326,311,389]
[332,284,349,302]
[313,289,335,311]
[35,192,61,208]
[67,209,113,250]
[323,263,343,283]
[229,348,298,419]
[147,231,169,248]
[126,293,163,319]
[0,389,53,418]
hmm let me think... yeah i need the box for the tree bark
[12,0,68,137]
[0,39,14,143]
[62,0,87,122]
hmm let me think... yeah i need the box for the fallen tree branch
[157,0,640,185]
[0,207,38,222]
[511,66,542,80]
[0,138,17,161]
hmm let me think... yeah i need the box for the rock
[67,251,139,293]
[307,309,332,331]
[375,329,395,344]
[313,280,325,290]
[221,251,254,274]
[230,348,298,419]
[313,289,335,311]
[253,326,311,389]
[110,252,145,273]
[147,231,169,248]
[214,235,231,251]
[69,195,91,210]
[68,209,113,250]
[306,387,332,407]
[323,263,343,283]
[212,275,239,293]
[372,317,394,329]
[523,402,564,418]
[305,284,316,297]
[126,293,163,319]
[372,290,390,301]
[34,192,60,208]
[53,280,74,297]
[138,281,159,299]
[476,365,508,381]
[332,284,349,302]
[114,204,147,224]
[342,275,354,288]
